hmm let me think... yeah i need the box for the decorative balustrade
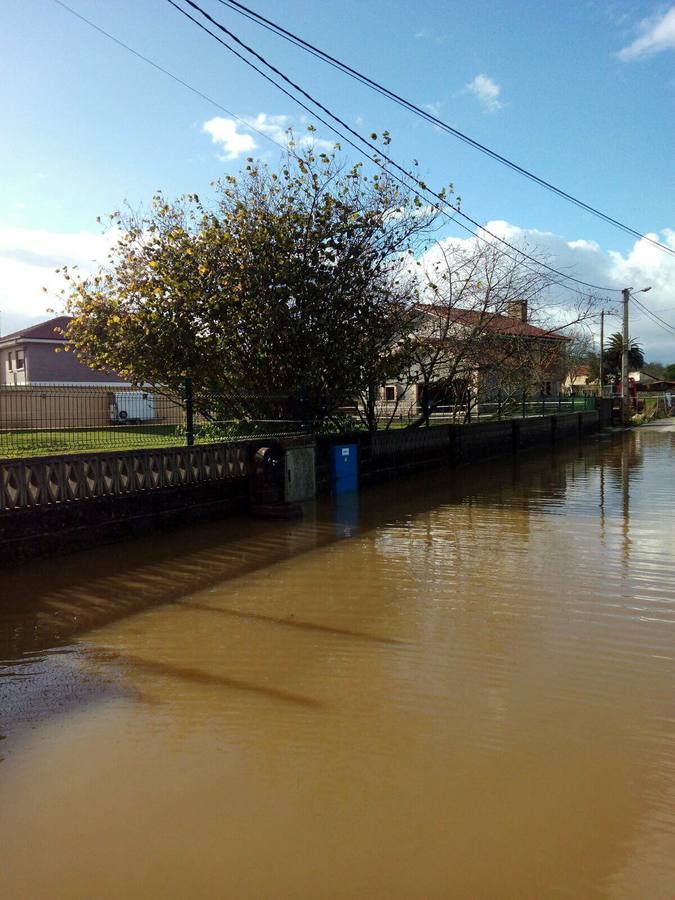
[0,442,249,512]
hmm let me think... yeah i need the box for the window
[7,352,13,372]
[15,351,24,370]
[385,385,397,402]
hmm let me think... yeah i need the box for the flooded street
[1,431,674,899]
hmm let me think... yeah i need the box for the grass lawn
[0,422,302,460]
[0,424,183,460]
[1,402,595,460]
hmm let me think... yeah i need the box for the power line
[636,300,675,334]
[213,0,675,259]
[630,293,675,337]
[168,0,621,296]
[52,0,561,297]
[50,0,622,304]
[52,0,467,267]
[630,298,675,339]
[50,0,298,157]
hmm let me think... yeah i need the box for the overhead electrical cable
[167,0,622,297]
[50,0,298,157]
[50,0,623,307]
[50,0,488,286]
[630,293,675,337]
[212,0,674,259]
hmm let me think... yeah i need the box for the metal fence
[349,392,598,428]
[0,382,305,459]
[472,392,596,422]
[0,381,598,460]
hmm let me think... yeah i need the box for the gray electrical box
[284,445,316,503]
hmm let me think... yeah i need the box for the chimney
[507,299,528,322]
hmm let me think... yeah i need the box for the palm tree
[604,333,644,378]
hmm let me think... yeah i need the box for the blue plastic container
[330,443,358,495]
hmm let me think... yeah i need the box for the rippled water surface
[1,430,674,899]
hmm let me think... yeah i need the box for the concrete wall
[317,410,599,489]
[1,477,249,565]
[1,411,600,567]
[24,343,125,384]
[0,385,183,429]
[0,440,254,565]
[0,387,111,429]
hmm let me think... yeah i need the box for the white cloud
[203,117,257,160]
[246,113,334,153]
[414,28,447,44]
[466,74,504,113]
[242,113,290,148]
[419,221,675,360]
[0,226,118,335]
[618,7,675,61]
[203,113,334,161]
[424,101,443,117]
[2,221,673,360]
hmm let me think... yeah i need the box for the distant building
[629,370,658,386]
[0,316,125,386]
[369,303,569,422]
[564,364,595,393]
[640,380,675,393]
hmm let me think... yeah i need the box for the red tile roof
[417,305,570,340]
[0,315,72,344]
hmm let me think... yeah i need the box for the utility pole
[600,309,605,397]
[621,288,630,424]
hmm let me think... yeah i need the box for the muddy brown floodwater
[1,430,674,899]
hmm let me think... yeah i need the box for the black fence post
[497,389,502,421]
[299,386,312,434]
[184,376,194,447]
[558,393,562,413]
[541,392,545,417]
[522,389,526,420]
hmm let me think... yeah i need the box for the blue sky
[1,0,674,358]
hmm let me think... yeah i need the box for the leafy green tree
[664,363,675,381]
[585,350,601,383]
[603,333,644,377]
[61,135,445,427]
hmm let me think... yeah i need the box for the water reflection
[0,438,604,666]
[0,431,674,899]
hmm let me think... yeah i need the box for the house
[0,316,125,386]
[564,364,595,394]
[375,302,569,420]
[629,370,658,387]
[642,380,675,393]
